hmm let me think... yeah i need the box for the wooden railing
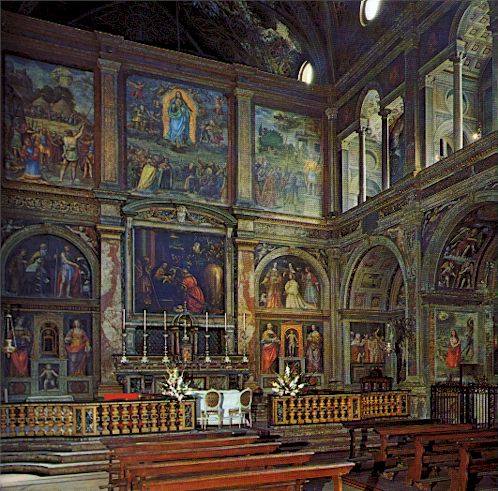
[0,399,195,438]
[270,391,409,426]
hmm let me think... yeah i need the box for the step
[1,450,110,464]
[1,440,106,453]
[0,460,109,476]
[0,471,108,491]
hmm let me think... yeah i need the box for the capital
[451,51,466,64]
[378,108,391,119]
[325,106,338,120]
[234,88,254,100]
[97,58,122,73]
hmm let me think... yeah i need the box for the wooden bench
[345,418,438,460]
[449,439,498,491]
[111,442,282,490]
[112,435,259,456]
[141,462,355,491]
[129,451,315,490]
[373,423,473,475]
[408,429,497,489]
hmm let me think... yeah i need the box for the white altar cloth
[190,390,243,426]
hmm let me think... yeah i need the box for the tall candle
[205,312,209,333]
[243,313,246,332]
[163,311,167,331]
[224,313,227,333]
[122,309,126,332]
[143,310,147,332]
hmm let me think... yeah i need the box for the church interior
[1,0,497,489]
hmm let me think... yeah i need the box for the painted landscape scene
[254,106,322,217]
[126,75,229,203]
[3,56,94,187]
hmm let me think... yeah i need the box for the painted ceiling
[2,0,413,84]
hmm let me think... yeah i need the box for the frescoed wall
[126,75,228,203]
[258,255,321,310]
[259,319,324,376]
[350,322,387,383]
[133,227,225,314]
[3,55,94,187]
[254,106,322,217]
[3,234,92,299]
[434,310,477,381]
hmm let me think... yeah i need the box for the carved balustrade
[270,391,409,425]
[0,399,195,438]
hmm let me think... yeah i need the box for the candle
[143,310,147,332]
[122,309,126,332]
[163,311,167,331]
[243,313,246,332]
[205,312,209,333]
[224,313,227,333]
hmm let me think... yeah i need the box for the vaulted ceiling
[2,1,413,84]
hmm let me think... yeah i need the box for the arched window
[298,61,314,85]
[360,0,382,26]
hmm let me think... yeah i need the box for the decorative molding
[2,190,99,218]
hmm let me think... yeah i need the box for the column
[234,88,254,206]
[96,221,125,395]
[357,125,367,204]
[404,38,421,174]
[379,108,391,190]
[490,5,498,133]
[326,106,342,215]
[452,45,466,151]
[423,75,435,166]
[328,249,343,389]
[97,58,121,187]
[235,238,257,371]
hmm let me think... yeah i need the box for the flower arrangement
[272,364,306,396]
[160,366,192,402]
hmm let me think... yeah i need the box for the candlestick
[224,333,230,364]
[162,311,169,364]
[242,313,248,363]
[141,309,148,363]
[120,309,128,364]
[204,332,211,364]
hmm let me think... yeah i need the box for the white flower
[271,364,306,396]
[161,365,192,402]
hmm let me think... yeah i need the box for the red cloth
[103,393,140,401]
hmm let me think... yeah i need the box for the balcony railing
[0,399,195,438]
[270,390,409,425]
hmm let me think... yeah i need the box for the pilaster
[379,107,391,190]
[451,42,466,152]
[489,4,498,133]
[404,36,422,174]
[357,124,367,204]
[326,106,342,215]
[328,248,343,388]
[96,218,125,395]
[235,88,254,206]
[235,238,258,375]
[97,58,121,188]
[423,75,435,167]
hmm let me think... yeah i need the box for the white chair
[228,388,253,428]
[201,389,223,430]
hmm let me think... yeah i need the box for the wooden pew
[129,451,315,490]
[345,418,438,460]
[142,462,355,491]
[112,435,259,456]
[373,423,473,475]
[449,440,498,491]
[113,442,282,489]
[408,429,497,489]
[105,434,261,489]
[104,431,235,448]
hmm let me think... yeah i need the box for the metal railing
[431,382,497,428]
